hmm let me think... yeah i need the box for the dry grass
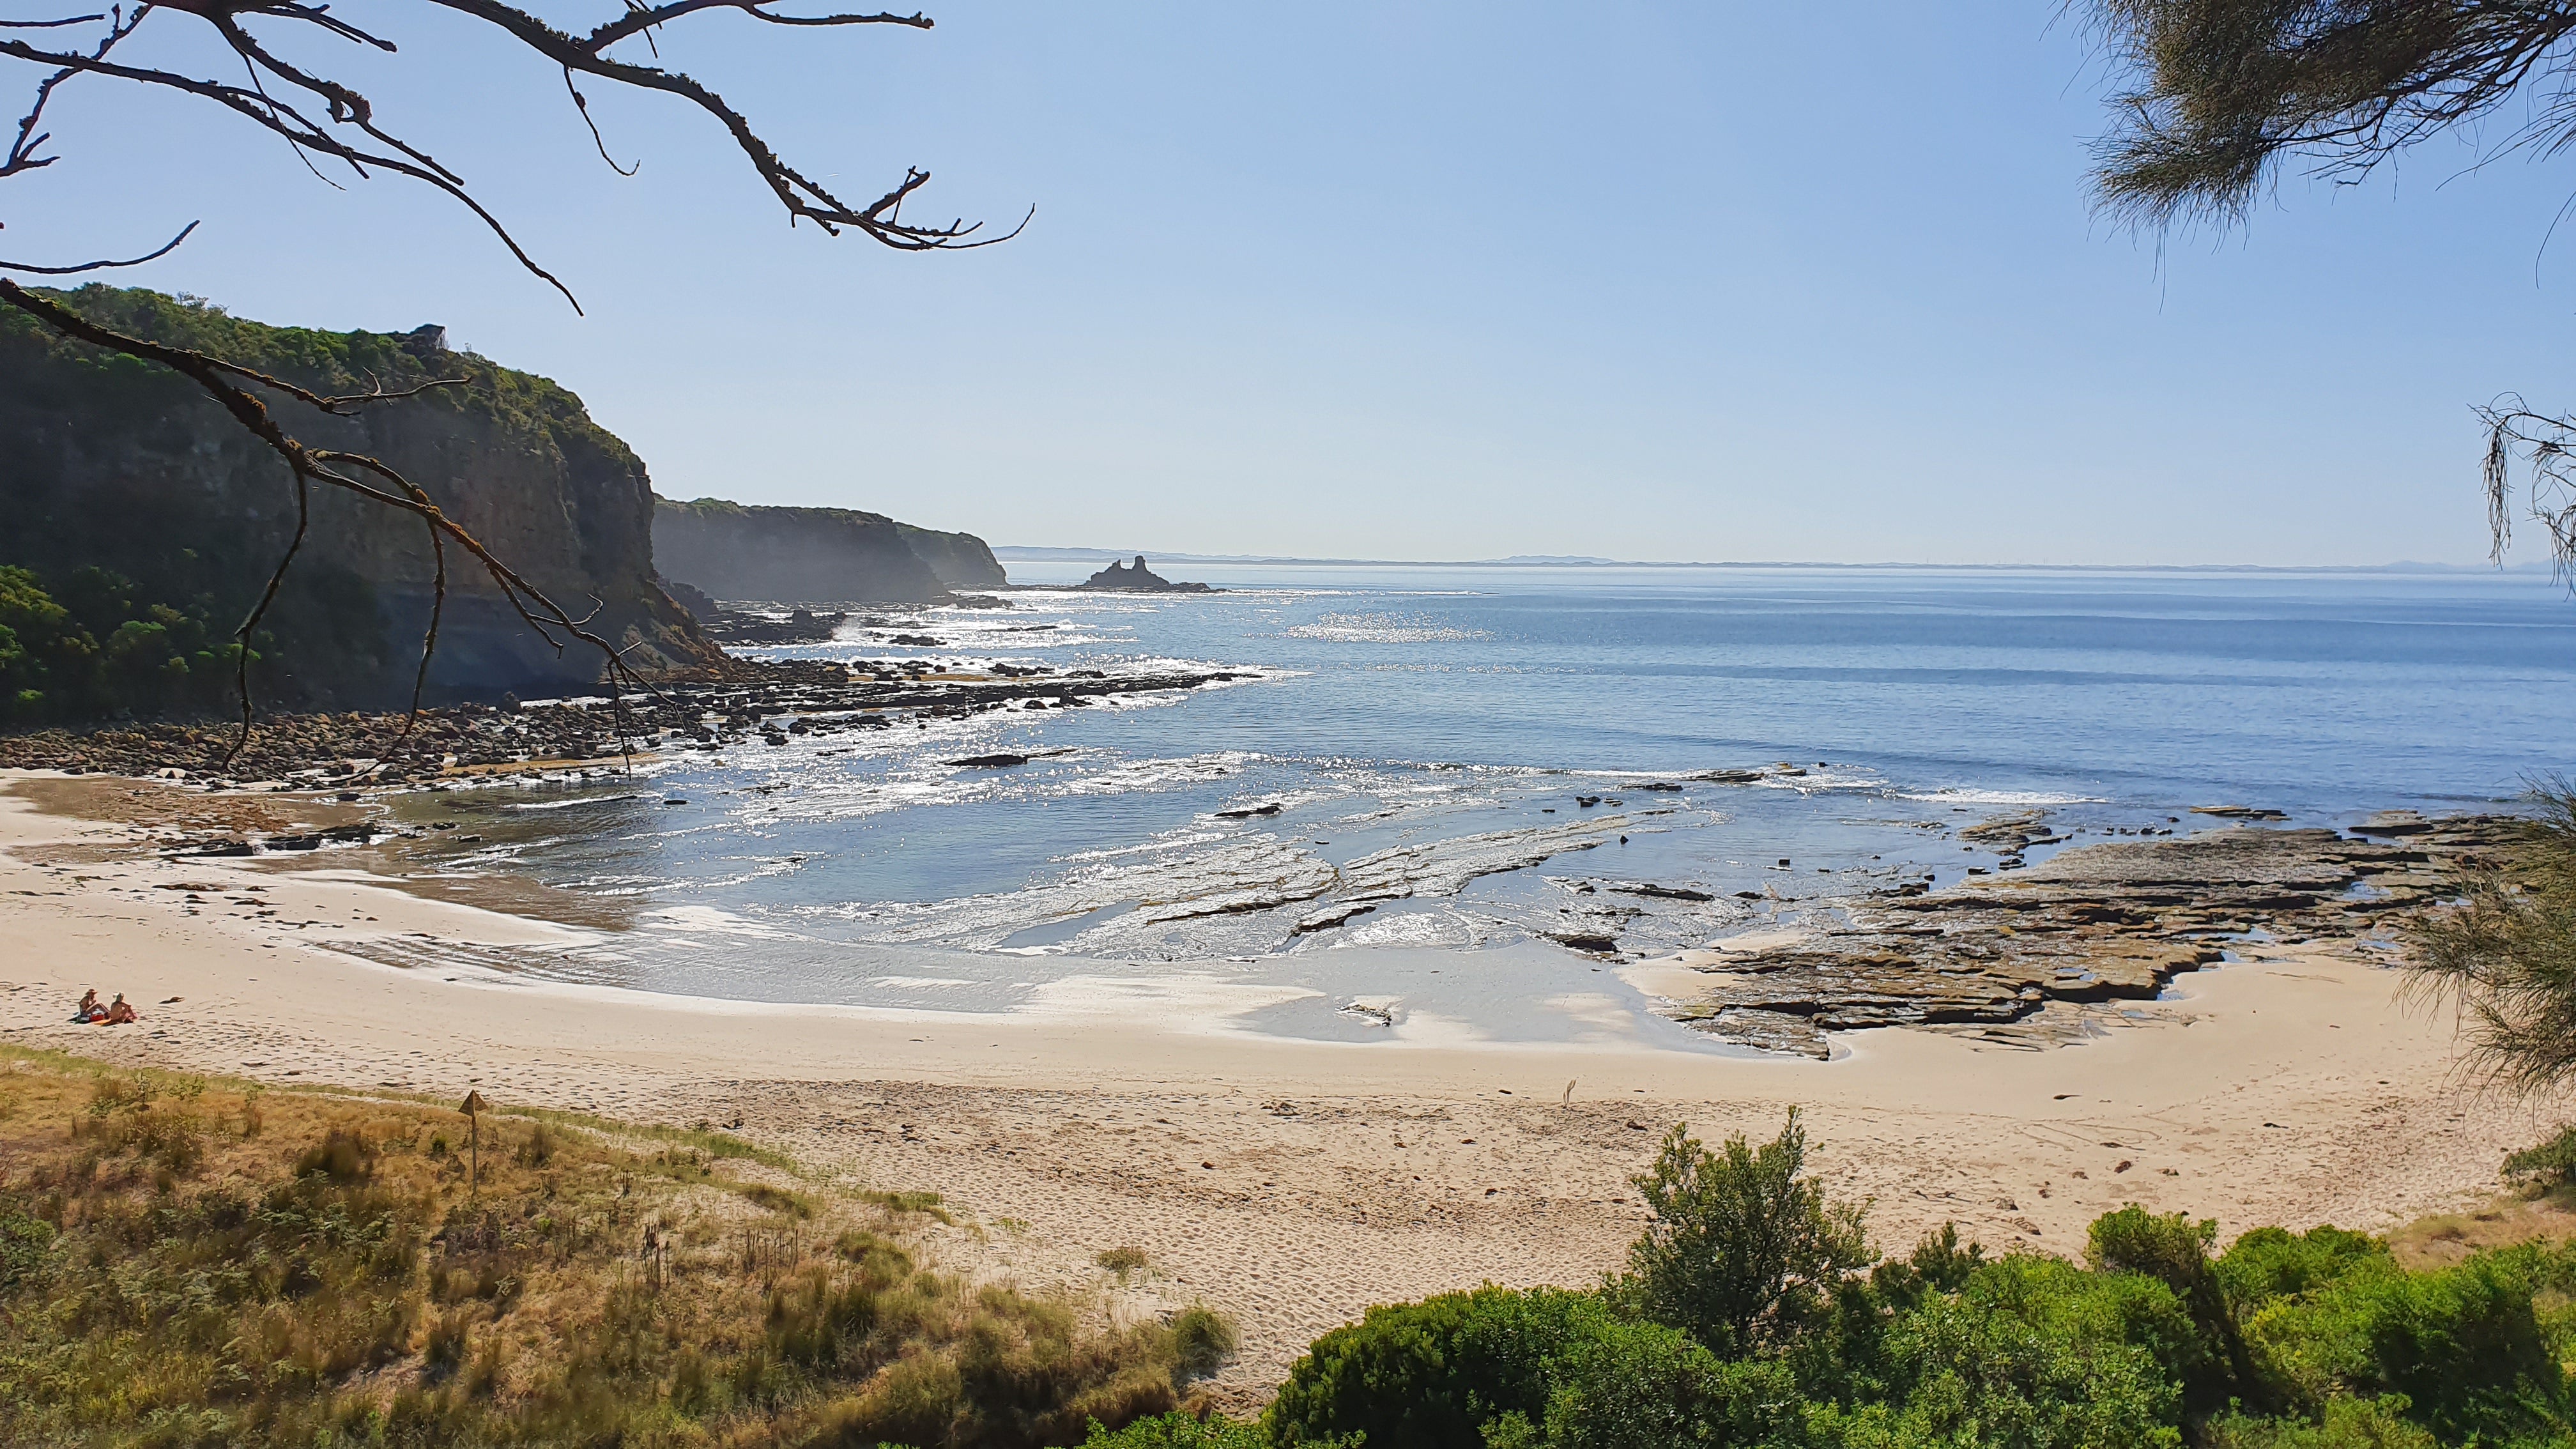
[2386,1183,2576,1269]
[0,1049,1230,1448]
[1094,1247,1150,1281]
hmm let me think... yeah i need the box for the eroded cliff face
[896,523,1008,589]
[0,287,721,707]
[652,497,1005,602]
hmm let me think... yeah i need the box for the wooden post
[460,1090,486,1195]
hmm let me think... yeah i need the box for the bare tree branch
[399,515,448,744]
[563,65,638,176]
[233,464,310,747]
[582,1,930,54]
[3,2,142,181]
[0,218,197,274]
[425,0,1026,250]
[0,33,589,306]
[4,0,1020,306]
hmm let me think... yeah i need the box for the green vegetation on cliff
[0,286,709,720]
[0,564,248,724]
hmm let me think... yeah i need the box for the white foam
[1895,787,2108,806]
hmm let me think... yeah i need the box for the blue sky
[10,3,2575,564]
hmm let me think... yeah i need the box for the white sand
[0,772,2540,1394]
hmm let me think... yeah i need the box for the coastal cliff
[652,497,1006,602]
[897,523,1008,589]
[0,286,719,716]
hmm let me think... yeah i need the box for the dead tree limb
[2480,396,2576,583]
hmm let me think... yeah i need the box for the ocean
[369,564,2576,1045]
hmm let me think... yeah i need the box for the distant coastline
[993,546,2549,574]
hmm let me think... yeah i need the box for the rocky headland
[1659,811,2515,1055]
[653,496,1006,604]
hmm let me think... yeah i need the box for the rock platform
[1663,814,2518,1056]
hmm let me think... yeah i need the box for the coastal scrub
[1257,1112,2576,1448]
[0,1052,1227,1447]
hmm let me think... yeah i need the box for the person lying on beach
[100,995,136,1025]
[70,990,100,1023]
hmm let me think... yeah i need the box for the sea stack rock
[1081,555,1213,592]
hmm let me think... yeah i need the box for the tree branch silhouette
[1,0,1020,749]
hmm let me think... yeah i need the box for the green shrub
[1620,1110,1872,1359]
[2504,1126,2576,1192]
[2200,1396,2439,1448]
[1085,1412,1311,1448]
[1814,1264,2186,1448]
[1267,1285,1616,1448]
[1257,1133,2576,1448]
[1867,1223,1988,1312]
[2244,1250,2567,1442]
[2087,1206,2264,1413]
[1965,1253,2204,1386]
[1500,1319,1810,1449]
[0,1199,53,1292]
[2216,1225,2390,1314]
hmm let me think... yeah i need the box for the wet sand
[0,770,2538,1399]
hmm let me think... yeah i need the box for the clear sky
[10,3,2575,564]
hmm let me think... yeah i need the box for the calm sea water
[378,565,2576,1042]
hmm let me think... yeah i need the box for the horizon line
[992,546,2550,574]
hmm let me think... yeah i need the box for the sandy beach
[0,770,2539,1397]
